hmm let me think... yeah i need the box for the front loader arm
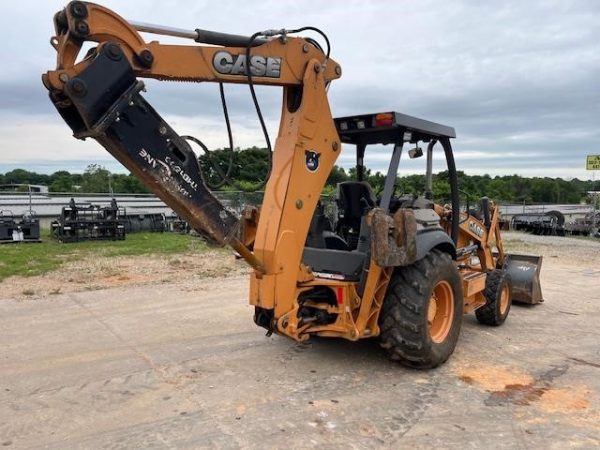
[42,1,342,278]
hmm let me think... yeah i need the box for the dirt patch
[539,387,590,413]
[457,363,595,414]
[454,363,534,391]
[0,249,249,300]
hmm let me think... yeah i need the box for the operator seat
[336,181,377,249]
[302,182,376,281]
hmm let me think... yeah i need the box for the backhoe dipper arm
[42,1,341,275]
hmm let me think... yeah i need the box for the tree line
[1,148,598,204]
[0,164,148,194]
[199,147,599,204]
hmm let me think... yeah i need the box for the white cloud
[0,0,598,180]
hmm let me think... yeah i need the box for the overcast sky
[0,0,598,179]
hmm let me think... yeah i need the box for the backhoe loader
[42,1,543,368]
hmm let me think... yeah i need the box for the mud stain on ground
[486,383,548,406]
[484,365,569,407]
[459,363,592,414]
[458,375,474,384]
[485,383,590,412]
[453,363,534,392]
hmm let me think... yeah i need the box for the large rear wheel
[378,250,464,369]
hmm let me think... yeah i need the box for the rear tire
[475,269,512,326]
[378,250,464,369]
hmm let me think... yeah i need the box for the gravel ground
[503,230,600,249]
[0,232,599,449]
[0,249,249,300]
[502,231,600,266]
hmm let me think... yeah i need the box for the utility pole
[585,156,599,236]
[593,171,598,236]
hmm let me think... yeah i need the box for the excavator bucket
[504,253,544,304]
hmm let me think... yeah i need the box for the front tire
[475,269,512,326]
[378,250,464,369]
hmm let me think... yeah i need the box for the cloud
[0,0,598,180]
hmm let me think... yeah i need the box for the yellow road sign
[587,155,600,170]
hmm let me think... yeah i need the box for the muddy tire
[476,269,512,326]
[378,250,464,369]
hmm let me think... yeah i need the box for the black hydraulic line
[245,32,273,189]
[440,137,460,245]
[287,26,331,59]
[458,189,471,225]
[241,26,331,189]
[304,37,323,54]
[180,134,230,190]
[220,83,234,158]
[174,26,331,193]
[194,29,267,47]
[205,82,235,189]
[481,196,491,229]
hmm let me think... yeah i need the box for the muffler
[504,253,544,304]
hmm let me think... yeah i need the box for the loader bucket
[505,253,544,304]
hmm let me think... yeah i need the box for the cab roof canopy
[334,111,456,146]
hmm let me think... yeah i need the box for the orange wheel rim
[428,280,454,343]
[499,284,510,314]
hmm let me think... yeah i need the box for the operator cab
[335,111,455,206]
[303,111,460,282]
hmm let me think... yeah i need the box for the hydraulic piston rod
[130,20,267,47]
[129,21,198,40]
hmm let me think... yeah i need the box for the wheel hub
[499,284,510,314]
[428,280,454,343]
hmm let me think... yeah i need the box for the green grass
[0,232,207,281]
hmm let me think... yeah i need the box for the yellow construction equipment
[43,1,543,368]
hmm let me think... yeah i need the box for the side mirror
[408,147,423,159]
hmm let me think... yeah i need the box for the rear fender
[416,230,456,261]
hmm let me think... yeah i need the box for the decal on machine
[213,51,282,78]
[164,156,198,191]
[305,150,321,172]
[138,148,192,198]
[468,220,485,238]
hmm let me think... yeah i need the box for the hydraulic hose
[441,137,460,245]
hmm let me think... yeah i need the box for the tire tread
[379,250,463,369]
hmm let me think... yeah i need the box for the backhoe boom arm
[42,1,341,275]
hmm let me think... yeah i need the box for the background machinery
[43,1,543,368]
[0,210,41,243]
[51,198,126,242]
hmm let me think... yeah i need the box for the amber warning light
[375,113,394,127]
